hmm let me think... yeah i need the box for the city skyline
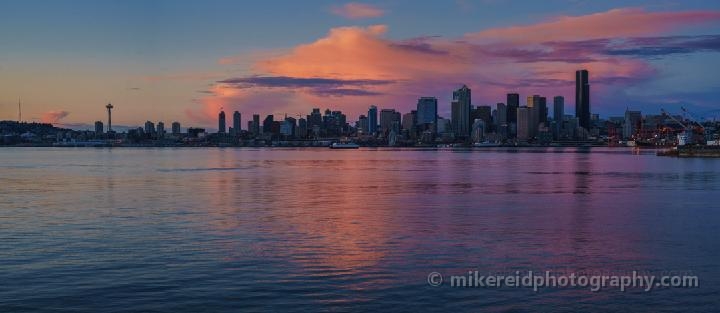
[2,1,720,129]
[6,67,711,140]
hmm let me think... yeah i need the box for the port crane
[682,107,719,145]
[681,107,706,133]
[661,109,694,146]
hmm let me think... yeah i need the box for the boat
[330,142,360,149]
[473,141,502,147]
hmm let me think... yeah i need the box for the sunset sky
[1,0,720,130]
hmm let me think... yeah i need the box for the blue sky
[1,0,719,127]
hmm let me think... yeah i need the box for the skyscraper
[297,118,308,138]
[307,108,322,133]
[367,105,378,135]
[171,121,181,135]
[233,111,241,134]
[450,101,464,136]
[280,117,296,137]
[506,93,519,138]
[263,115,274,134]
[506,93,519,124]
[144,121,155,136]
[94,121,103,134]
[357,115,368,134]
[538,96,547,125]
[157,122,165,138]
[218,110,226,133]
[496,103,507,138]
[416,97,438,133]
[624,109,642,139]
[526,95,540,138]
[452,85,471,137]
[474,105,492,126]
[576,69,590,130]
[402,110,416,132]
[553,96,564,139]
[252,114,260,135]
[379,109,400,135]
[517,106,530,141]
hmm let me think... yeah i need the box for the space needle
[106,102,114,132]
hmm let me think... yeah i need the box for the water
[1,147,719,312]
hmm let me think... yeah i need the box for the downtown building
[416,97,438,134]
[218,111,226,134]
[576,69,591,130]
[451,85,471,138]
[367,105,378,135]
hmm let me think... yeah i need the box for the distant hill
[0,121,70,135]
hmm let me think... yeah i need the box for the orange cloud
[466,8,720,43]
[330,2,385,19]
[41,110,70,124]
[260,25,453,80]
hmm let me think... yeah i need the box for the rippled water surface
[1,147,719,312]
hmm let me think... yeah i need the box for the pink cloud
[187,8,720,125]
[330,3,385,19]
[466,8,720,43]
[41,110,70,124]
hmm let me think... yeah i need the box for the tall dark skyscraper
[553,96,564,140]
[252,114,260,135]
[575,69,590,130]
[553,96,564,124]
[263,115,274,134]
[506,93,519,124]
[451,85,471,137]
[538,96,547,125]
[233,111,241,133]
[218,110,226,134]
[367,105,378,134]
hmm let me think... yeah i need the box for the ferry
[329,142,360,149]
[473,141,502,148]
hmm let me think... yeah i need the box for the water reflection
[0,147,718,311]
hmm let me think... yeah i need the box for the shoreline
[0,144,673,149]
